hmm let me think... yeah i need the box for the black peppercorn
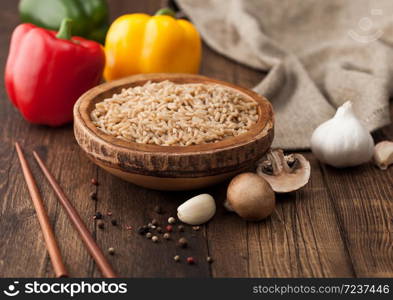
[111,219,117,226]
[137,226,149,235]
[94,212,103,220]
[154,205,162,214]
[89,191,97,200]
[97,220,104,229]
[178,237,188,248]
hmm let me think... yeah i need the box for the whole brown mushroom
[225,173,275,221]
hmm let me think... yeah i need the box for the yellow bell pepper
[103,8,201,81]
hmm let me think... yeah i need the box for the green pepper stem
[56,18,73,40]
[154,8,176,18]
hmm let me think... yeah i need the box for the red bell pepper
[5,19,105,126]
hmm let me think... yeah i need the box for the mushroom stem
[269,149,293,174]
[267,150,282,175]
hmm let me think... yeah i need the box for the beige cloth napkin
[177,0,393,149]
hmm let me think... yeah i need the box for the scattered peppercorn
[152,236,158,243]
[178,225,184,232]
[186,257,195,265]
[165,225,173,232]
[206,256,213,263]
[93,212,103,220]
[91,178,98,185]
[168,217,176,224]
[174,255,180,262]
[108,247,115,255]
[126,225,133,231]
[163,233,171,240]
[156,227,163,233]
[137,226,149,235]
[178,237,188,248]
[107,211,112,216]
[154,205,163,214]
[89,191,97,200]
[111,219,117,226]
[146,232,152,239]
[192,226,200,231]
[97,220,104,229]
[151,219,159,226]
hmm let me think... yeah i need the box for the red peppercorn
[165,225,173,232]
[186,257,195,265]
[91,178,98,185]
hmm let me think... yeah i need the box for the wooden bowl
[73,73,274,191]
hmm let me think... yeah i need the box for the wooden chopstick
[32,151,117,278]
[15,142,68,278]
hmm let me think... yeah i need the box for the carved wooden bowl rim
[73,73,274,177]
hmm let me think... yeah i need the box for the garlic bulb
[311,101,374,167]
[177,194,216,225]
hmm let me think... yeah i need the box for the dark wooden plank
[0,1,51,277]
[321,132,393,277]
[206,155,355,277]
[233,66,354,277]
[200,45,355,277]
[108,0,162,19]
[1,0,392,279]
[0,1,99,277]
[37,135,99,277]
[0,87,98,276]
[252,154,354,277]
[320,98,393,277]
[92,173,211,277]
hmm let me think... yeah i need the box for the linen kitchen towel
[176,0,393,149]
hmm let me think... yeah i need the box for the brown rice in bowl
[90,80,259,146]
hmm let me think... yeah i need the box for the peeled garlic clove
[311,101,374,168]
[373,141,393,170]
[177,194,216,225]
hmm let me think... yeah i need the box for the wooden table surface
[1,0,393,278]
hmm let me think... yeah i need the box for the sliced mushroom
[373,141,393,170]
[256,149,311,193]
